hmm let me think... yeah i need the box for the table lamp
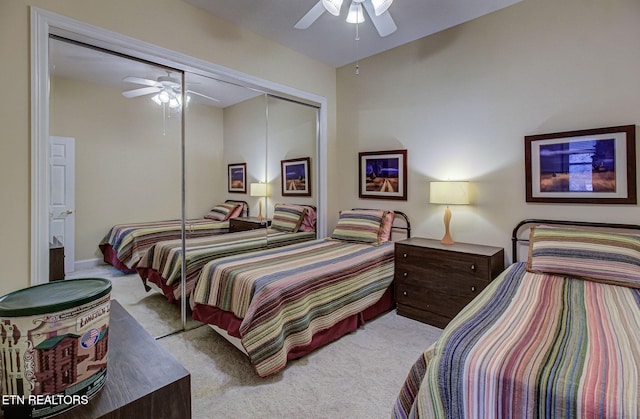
[429,181,469,245]
[250,182,267,221]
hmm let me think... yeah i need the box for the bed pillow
[204,203,240,221]
[299,206,317,233]
[227,202,244,219]
[271,204,307,232]
[526,226,640,289]
[330,209,388,245]
[379,210,395,242]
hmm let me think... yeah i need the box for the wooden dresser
[395,238,504,328]
[229,217,271,233]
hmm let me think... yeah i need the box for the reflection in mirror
[49,37,183,338]
[181,73,267,331]
[266,95,319,243]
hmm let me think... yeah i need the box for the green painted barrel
[0,278,111,418]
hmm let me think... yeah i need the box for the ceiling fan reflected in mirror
[121,72,219,109]
[295,0,397,37]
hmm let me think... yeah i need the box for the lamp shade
[430,181,469,205]
[250,182,267,197]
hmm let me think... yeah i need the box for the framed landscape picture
[359,149,408,200]
[228,163,247,193]
[281,157,311,197]
[525,125,636,204]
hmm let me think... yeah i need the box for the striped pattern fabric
[330,209,388,244]
[270,203,307,232]
[136,228,316,301]
[527,226,640,289]
[205,203,240,221]
[99,218,230,270]
[192,238,395,377]
[393,262,640,418]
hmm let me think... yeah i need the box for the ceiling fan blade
[186,90,220,103]
[122,76,161,87]
[363,0,397,37]
[121,86,162,98]
[294,1,326,29]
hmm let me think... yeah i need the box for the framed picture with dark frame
[281,157,311,197]
[358,149,408,200]
[228,163,247,193]
[525,125,636,204]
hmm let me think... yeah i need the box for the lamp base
[441,206,455,245]
[257,199,263,222]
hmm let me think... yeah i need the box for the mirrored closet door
[265,95,319,243]
[182,71,268,331]
[49,37,184,337]
[44,25,324,337]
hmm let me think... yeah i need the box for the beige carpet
[71,266,442,419]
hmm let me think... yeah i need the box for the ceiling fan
[121,72,218,108]
[295,0,397,37]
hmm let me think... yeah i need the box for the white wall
[51,76,224,262]
[335,0,640,263]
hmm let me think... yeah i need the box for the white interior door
[49,136,75,274]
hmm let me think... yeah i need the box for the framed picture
[281,157,311,197]
[359,149,408,200]
[525,125,636,204]
[228,163,247,193]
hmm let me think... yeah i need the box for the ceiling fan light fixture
[169,97,181,109]
[158,90,171,103]
[371,0,393,16]
[346,3,365,23]
[151,94,162,106]
[322,0,343,16]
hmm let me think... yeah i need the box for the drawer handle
[403,291,408,296]
[403,253,408,258]
[403,272,408,278]
[471,286,476,292]
[470,264,476,271]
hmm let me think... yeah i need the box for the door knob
[66,209,73,215]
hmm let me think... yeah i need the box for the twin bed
[136,204,318,303]
[190,208,409,376]
[98,200,248,271]
[394,219,640,418]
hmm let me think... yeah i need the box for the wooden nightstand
[229,217,271,233]
[395,238,504,328]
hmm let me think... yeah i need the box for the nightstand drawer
[395,246,490,281]
[396,278,487,319]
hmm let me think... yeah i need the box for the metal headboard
[225,199,250,217]
[352,208,411,239]
[511,219,640,262]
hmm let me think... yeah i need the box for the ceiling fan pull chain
[355,15,360,75]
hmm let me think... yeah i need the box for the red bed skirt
[191,286,395,361]
[99,244,136,273]
[137,268,179,304]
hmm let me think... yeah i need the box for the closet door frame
[30,7,327,285]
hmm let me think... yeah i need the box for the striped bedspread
[393,262,640,418]
[99,218,229,270]
[136,228,316,301]
[192,238,395,377]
